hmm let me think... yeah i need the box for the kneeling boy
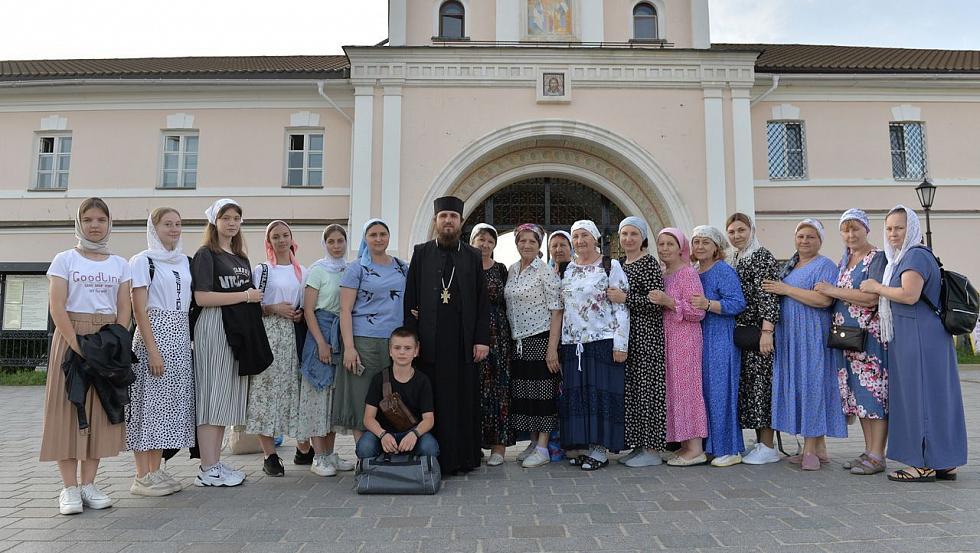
[356,327,439,458]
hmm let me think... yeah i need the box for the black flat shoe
[936,468,958,481]
[579,456,609,471]
[293,447,314,465]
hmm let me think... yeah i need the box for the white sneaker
[487,453,505,466]
[59,486,83,515]
[156,470,183,493]
[79,483,112,509]
[522,450,550,468]
[194,464,244,487]
[710,454,743,467]
[130,472,174,497]
[217,462,247,483]
[618,448,643,464]
[516,443,536,462]
[624,450,663,468]
[325,452,355,472]
[311,454,338,477]
[742,443,781,465]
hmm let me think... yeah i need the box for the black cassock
[404,239,489,474]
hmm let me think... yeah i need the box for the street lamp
[915,178,937,249]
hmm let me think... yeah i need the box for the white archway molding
[409,119,694,246]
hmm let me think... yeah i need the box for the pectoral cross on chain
[441,288,451,304]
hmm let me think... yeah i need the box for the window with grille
[285,132,324,187]
[767,121,807,180]
[439,1,465,39]
[160,133,198,189]
[34,135,71,190]
[890,122,927,180]
[633,2,659,40]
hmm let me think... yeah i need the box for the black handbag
[827,324,866,352]
[733,326,762,351]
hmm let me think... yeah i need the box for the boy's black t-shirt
[365,368,434,434]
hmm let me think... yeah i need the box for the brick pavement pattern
[0,370,978,553]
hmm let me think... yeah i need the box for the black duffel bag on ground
[355,454,441,495]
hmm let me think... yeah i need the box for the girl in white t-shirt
[126,207,195,497]
[39,197,132,515]
[245,220,308,477]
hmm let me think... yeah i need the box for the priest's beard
[437,225,462,248]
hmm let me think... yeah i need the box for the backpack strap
[601,256,612,277]
[147,257,156,283]
[259,263,270,293]
[558,261,570,280]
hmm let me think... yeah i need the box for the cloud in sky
[0,0,977,60]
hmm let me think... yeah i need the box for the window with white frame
[285,131,324,187]
[34,134,72,190]
[160,133,198,188]
[890,122,927,180]
[766,121,807,180]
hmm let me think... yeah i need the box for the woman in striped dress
[190,199,264,487]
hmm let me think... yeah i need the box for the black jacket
[221,302,273,376]
[61,323,138,430]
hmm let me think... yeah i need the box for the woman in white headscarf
[40,197,132,514]
[859,205,967,482]
[553,220,630,471]
[126,207,194,497]
[763,218,845,471]
[725,212,781,465]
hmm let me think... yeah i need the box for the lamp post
[915,178,937,249]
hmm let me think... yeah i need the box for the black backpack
[919,249,979,336]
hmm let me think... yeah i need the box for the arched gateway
[409,120,693,252]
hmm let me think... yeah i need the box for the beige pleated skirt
[39,312,126,462]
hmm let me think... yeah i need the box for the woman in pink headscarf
[651,228,709,466]
[245,220,307,477]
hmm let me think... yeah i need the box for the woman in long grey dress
[859,205,967,482]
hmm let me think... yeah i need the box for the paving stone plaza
[0,371,977,553]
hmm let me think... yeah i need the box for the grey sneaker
[311,454,338,477]
[130,473,174,497]
[521,450,550,468]
[325,452,355,472]
[516,443,537,462]
[59,486,83,515]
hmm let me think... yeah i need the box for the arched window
[439,1,465,39]
[633,2,658,40]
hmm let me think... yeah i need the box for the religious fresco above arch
[525,0,577,41]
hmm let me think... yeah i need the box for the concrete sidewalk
[0,377,978,553]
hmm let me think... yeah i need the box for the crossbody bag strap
[382,366,393,397]
[259,263,270,293]
[147,257,156,282]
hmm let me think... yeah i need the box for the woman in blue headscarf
[335,219,409,443]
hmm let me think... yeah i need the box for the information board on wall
[2,275,49,331]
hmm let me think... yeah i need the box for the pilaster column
[381,81,403,255]
[703,87,727,229]
[349,83,375,252]
[731,86,756,218]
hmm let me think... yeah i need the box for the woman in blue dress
[763,219,846,471]
[814,209,889,475]
[690,226,746,467]
[859,205,967,482]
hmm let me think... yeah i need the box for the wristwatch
[378,430,388,440]
[410,428,421,438]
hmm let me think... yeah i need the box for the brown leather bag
[379,368,419,432]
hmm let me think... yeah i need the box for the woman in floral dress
[470,224,514,465]
[815,209,888,475]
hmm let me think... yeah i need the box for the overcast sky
[1,0,978,60]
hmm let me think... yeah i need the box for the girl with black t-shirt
[190,199,263,487]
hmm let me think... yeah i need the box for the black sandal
[936,468,958,481]
[568,455,588,467]
[887,467,936,482]
[579,456,608,471]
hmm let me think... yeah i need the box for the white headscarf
[571,220,602,254]
[879,205,923,344]
[311,225,349,274]
[618,216,648,241]
[141,212,184,264]
[74,202,112,255]
[205,198,242,225]
[691,225,729,267]
[796,218,825,243]
[469,223,497,244]
[727,214,762,268]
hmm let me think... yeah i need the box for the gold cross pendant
[441,288,451,304]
